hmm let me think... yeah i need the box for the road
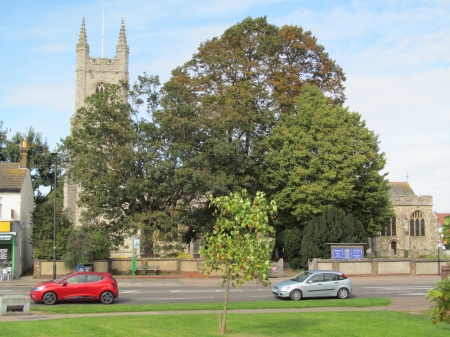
[0,277,438,306]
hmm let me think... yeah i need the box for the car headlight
[279,286,290,291]
[32,286,46,291]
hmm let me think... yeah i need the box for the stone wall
[313,258,449,276]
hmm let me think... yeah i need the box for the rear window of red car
[85,275,104,282]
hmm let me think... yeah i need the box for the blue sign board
[351,248,362,259]
[343,248,352,260]
[333,248,343,260]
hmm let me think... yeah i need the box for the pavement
[0,274,440,322]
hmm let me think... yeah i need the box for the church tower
[64,18,129,226]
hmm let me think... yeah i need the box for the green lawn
[2,311,450,336]
[30,297,390,314]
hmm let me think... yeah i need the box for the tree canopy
[263,85,392,236]
[156,16,346,200]
[63,76,195,251]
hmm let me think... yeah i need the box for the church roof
[0,163,27,192]
[435,213,450,227]
[386,182,415,198]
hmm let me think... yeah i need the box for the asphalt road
[0,277,439,306]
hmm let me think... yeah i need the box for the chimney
[19,140,30,169]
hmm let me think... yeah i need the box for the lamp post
[51,152,58,279]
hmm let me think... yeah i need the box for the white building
[0,141,34,279]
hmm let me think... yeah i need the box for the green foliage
[201,189,277,333]
[300,206,367,268]
[278,227,303,268]
[109,268,120,275]
[63,76,191,251]
[427,278,450,324]
[0,121,7,159]
[63,229,111,269]
[263,84,392,235]
[442,216,450,248]
[157,16,346,206]
[30,184,73,259]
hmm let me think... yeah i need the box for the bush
[63,229,111,269]
[289,257,303,270]
[109,268,120,275]
[427,278,450,324]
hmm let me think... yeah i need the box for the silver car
[272,270,352,300]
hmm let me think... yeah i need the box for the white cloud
[1,83,74,113]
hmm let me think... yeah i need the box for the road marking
[399,293,428,296]
[170,289,243,293]
[142,297,215,300]
[363,286,431,290]
[121,290,141,294]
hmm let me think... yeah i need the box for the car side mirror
[62,281,68,286]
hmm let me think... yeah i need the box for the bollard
[0,295,30,316]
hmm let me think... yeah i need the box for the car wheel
[42,291,57,305]
[337,288,349,299]
[289,289,302,300]
[100,291,114,304]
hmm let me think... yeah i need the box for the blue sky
[0,0,449,211]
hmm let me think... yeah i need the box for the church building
[376,182,441,257]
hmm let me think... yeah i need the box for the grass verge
[30,298,390,314]
[2,311,450,336]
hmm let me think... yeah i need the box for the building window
[409,211,425,236]
[381,216,396,236]
[96,83,105,93]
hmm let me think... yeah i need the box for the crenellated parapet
[391,195,433,206]
[85,57,124,72]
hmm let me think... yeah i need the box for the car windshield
[291,271,314,282]
[52,273,72,283]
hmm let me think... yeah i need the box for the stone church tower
[64,18,129,226]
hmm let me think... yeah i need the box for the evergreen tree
[299,206,367,268]
[263,85,392,236]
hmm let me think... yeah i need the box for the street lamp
[51,152,58,279]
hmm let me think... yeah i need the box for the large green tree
[63,76,191,251]
[263,84,392,236]
[156,16,346,203]
[201,189,277,334]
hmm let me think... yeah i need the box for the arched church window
[96,83,105,93]
[409,211,425,236]
[381,216,396,236]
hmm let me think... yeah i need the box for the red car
[30,271,119,305]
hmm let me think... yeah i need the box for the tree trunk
[221,272,231,334]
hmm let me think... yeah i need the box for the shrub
[427,278,450,324]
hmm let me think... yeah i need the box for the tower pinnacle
[116,18,128,51]
[77,18,89,47]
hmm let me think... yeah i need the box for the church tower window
[409,211,425,236]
